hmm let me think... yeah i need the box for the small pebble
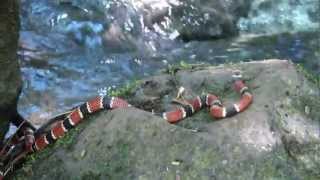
[305,106,310,115]
[172,160,181,166]
[222,160,228,165]
[80,149,86,158]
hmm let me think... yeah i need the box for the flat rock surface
[14,60,320,180]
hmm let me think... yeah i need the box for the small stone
[305,106,310,115]
[222,160,228,165]
[171,160,181,166]
[80,150,86,158]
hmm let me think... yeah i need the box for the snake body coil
[0,73,252,179]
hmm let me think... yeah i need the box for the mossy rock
[13,60,320,180]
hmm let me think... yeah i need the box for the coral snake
[0,72,252,179]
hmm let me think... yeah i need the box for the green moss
[176,110,211,130]
[262,63,320,121]
[80,170,101,180]
[93,138,133,179]
[14,149,64,180]
[164,61,208,75]
[291,94,320,121]
[108,80,141,98]
[296,63,320,86]
[260,147,320,180]
[179,61,193,69]
[55,125,84,149]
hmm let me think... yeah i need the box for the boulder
[15,60,320,179]
[170,0,251,41]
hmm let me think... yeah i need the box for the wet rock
[238,0,320,34]
[102,23,136,52]
[19,31,78,61]
[68,0,252,41]
[15,60,320,179]
[22,0,252,52]
[171,0,251,41]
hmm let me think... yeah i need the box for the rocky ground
[13,59,319,180]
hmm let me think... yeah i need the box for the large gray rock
[15,60,320,179]
[170,0,251,41]
[0,0,22,139]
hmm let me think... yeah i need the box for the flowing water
[17,0,319,126]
